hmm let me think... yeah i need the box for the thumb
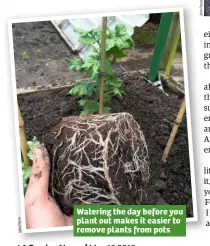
[25,145,50,203]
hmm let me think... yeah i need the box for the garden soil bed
[12,21,80,88]
[18,73,193,217]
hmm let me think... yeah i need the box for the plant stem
[161,96,186,163]
[99,17,107,114]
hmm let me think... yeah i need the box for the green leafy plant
[20,51,29,61]
[22,136,40,193]
[34,49,41,55]
[27,136,40,160]
[66,24,134,115]
[22,162,32,193]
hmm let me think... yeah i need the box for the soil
[12,21,82,88]
[18,73,193,217]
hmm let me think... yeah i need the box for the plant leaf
[22,164,32,194]
[74,28,87,36]
[69,83,89,96]
[27,136,40,161]
[112,24,134,50]
[23,136,40,193]
[79,35,96,45]
[80,100,99,115]
[74,28,98,45]
[115,24,127,36]
[65,58,84,71]
[109,76,122,88]
[106,47,127,59]
[82,56,100,79]
[79,99,88,106]
[112,87,122,96]
[106,28,115,38]
[106,39,115,51]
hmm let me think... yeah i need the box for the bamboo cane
[161,96,186,163]
[99,17,107,115]
[18,105,30,167]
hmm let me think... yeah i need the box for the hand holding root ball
[24,145,73,229]
[24,113,149,229]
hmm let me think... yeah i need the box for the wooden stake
[18,105,30,167]
[99,17,107,115]
[161,96,186,163]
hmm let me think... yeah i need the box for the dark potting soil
[18,73,193,217]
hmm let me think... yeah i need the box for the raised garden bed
[18,72,193,217]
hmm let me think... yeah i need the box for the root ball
[44,112,150,216]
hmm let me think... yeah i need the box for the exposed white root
[49,112,150,206]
